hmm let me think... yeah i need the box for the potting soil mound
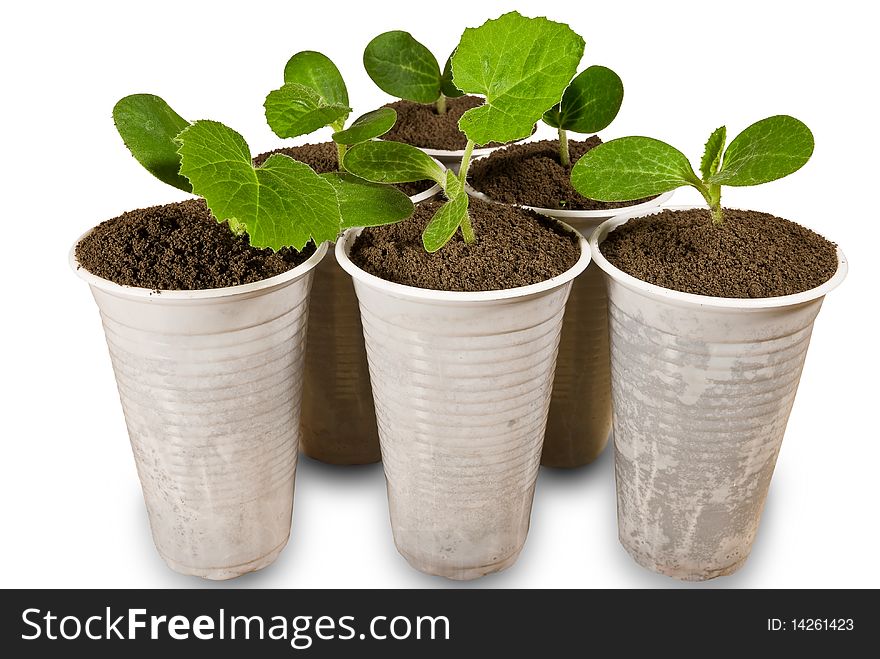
[76,199,315,290]
[600,208,838,298]
[469,138,655,211]
[253,142,433,198]
[349,198,580,291]
[380,95,491,151]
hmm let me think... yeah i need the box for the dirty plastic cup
[336,223,590,579]
[300,182,442,465]
[468,185,673,467]
[71,235,328,579]
[591,206,847,580]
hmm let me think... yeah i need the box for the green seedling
[112,94,411,251]
[570,115,814,224]
[344,11,585,252]
[363,30,463,115]
[541,65,624,167]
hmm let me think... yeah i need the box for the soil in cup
[469,138,655,211]
[349,198,579,291]
[600,207,838,298]
[380,95,499,151]
[253,142,433,198]
[76,199,315,290]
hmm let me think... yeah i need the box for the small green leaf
[440,54,464,98]
[423,172,467,252]
[453,12,585,145]
[112,94,192,192]
[710,115,814,186]
[264,83,351,139]
[343,140,446,185]
[284,51,349,107]
[321,172,413,229]
[176,120,340,251]
[571,136,701,201]
[363,30,442,104]
[700,126,727,180]
[332,108,397,145]
[542,66,623,134]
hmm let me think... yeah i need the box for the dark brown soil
[381,95,496,151]
[76,199,315,290]
[600,208,838,298]
[350,198,580,291]
[254,142,433,198]
[469,138,655,211]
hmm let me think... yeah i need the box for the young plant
[343,11,585,252]
[112,93,410,251]
[363,31,463,115]
[541,65,624,167]
[570,115,814,224]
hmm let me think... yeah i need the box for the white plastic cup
[300,182,441,465]
[336,223,590,579]
[591,206,847,580]
[71,235,328,579]
[468,186,674,467]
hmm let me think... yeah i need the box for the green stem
[558,126,570,168]
[458,138,476,244]
[436,93,447,115]
[695,181,724,225]
[336,142,348,172]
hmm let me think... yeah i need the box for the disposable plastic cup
[71,234,328,579]
[336,223,590,579]
[591,206,847,580]
[300,182,442,465]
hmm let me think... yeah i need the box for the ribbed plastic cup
[336,224,590,579]
[468,187,673,467]
[70,235,328,580]
[591,206,847,580]
[300,183,441,465]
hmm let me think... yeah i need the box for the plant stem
[436,93,447,115]
[710,204,724,225]
[458,138,476,244]
[695,181,724,225]
[558,126,570,168]
[336,142,348,172]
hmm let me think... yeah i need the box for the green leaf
[264,83,351,139]
[423,172,467,252]
[332,108,397,145]
[176,120,341,251]
[710,115,814,186]
[700,126,726,180]
[542,66,623,134]
[284,51,349,107]
[571,136,701,201]
[112,94,192,192]
[363,30,442,104]
[453,11,585,145]
[440,54,463,98]
[343,140,446,185]
[321,172,413,229]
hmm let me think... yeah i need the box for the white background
[1,0,877,589]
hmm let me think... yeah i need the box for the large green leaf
[440,54,463,98]
[423,172,467,252]
[700,126,726,180]
[264,82,351,139]
[363,30,441,104]
[332,108,397,145]
[710,115,814,186]
[112,94,192,192]
[542,66,623,134]
[571,136,701,201]
[452,12,585,145]
[283,51,349,107]
[176,120,340,251]
[343,140,446,185]
[321,172,413,229]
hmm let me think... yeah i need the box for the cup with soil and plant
[338,11,591,579]
[71,93,412,579]
[259,51,441,465]
[570,116,847,580]
[466,64,673,469]
[363,28,533,172]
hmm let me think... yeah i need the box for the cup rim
[590,204,848,310]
